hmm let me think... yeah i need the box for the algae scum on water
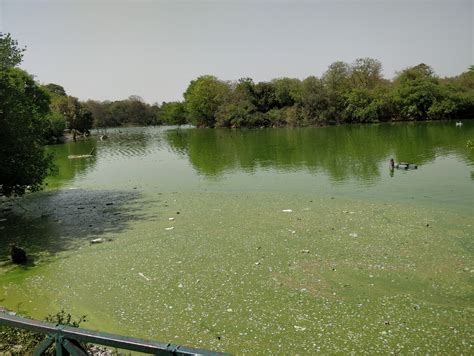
[1,191,472,354]
[1,123,473,354]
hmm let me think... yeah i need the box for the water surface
[0,121,473,354]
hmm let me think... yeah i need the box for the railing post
[33,335,54,356]
[55,336,63,356]
[55,325,64,356]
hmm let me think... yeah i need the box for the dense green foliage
[0,33,55,196]
[183,75,231,127]
[175,59,473,128]
[52,58,472,129]
[0,32,24,69]
[160,101,187,125]
[84,96,160,127]
[50,95,93,132]
[42,83,94,137]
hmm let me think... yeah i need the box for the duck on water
[389,158,418,170]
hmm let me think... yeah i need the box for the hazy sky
[0,0,472,103]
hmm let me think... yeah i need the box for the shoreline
[45,117,473,139]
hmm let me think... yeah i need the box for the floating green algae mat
[1,122,473,353]
[1,191,472,354]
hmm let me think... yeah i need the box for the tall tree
[127,95,154,126]
[393,64,441,120]
[0,33,56,195]
[51,96,93,132]
[43,83,67,97]
[271,77,301,108]
[160,101,187,125]
[253,81,277,113]
[41,83,68,140]
[296,76,328,124]
[0,67,53,195]
[322,61,351,122]
[184,75,230,127]
[0,33,25,69]
[350,58,383,89]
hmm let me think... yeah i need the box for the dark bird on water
[10,244,27,264]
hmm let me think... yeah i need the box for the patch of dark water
[0,189,153,261]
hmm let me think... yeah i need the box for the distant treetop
[0,32,25,69]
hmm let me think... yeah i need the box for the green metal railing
[0,312,229,355]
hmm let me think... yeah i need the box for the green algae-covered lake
[1,121,473,354]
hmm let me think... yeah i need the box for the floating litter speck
[138,272,150,281]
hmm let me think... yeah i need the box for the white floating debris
[349,233,358,238]
[226,308,233,312]
[349,211,355,214]
[68,154,93,159]
[138,272,150,281]
[168,217,175,221]
[282,209,293,213]
[165,227,175,231]
[301,249,310,254]
[178,283,183,288]
[90,238,105,244]
[0,218,7,222]
[294,325,306,331]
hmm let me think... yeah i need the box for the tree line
[1,32,473,196]
[22,58,474,136]
[177,60,474,128]
[43,59,474,131]
[41,85,161,140]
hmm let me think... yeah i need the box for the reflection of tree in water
[165,121,474,183]
[46,128,165,189]
[0,189,149,260]
[99,128,158,158]
[45,140,98,189]
[99,127,155,154]
[165,128,189,156]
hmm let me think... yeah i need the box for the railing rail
[0,312,229,355]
